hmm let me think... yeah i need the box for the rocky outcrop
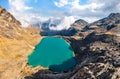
[106,24,120,36]
[66,33,120,79]
[72,19,88,31]
[0,6,23,39]
[82,13,120,34]
[0,7,21,24]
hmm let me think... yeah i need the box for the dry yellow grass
[0,7,46,79]
[0,31,44,79]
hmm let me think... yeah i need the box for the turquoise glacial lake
[28,37,77,72]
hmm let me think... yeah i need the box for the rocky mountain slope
[39,16,76,36]
[0,6,120,79]
[40,19,88,36]
[87,13,120,30]
[66,33,120,79]
[72,19,88,31]
[41,12,120,36]
[91,13,120,26]
[0,7,44,79]
[24,32,120,79]
[24,13,120,79]
[106,24,120,36]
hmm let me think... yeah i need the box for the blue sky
[0,0,9,9]
[0,0,70,16]
[0,0,95,17]
[0,0,120,26]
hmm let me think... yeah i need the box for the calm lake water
[28,37,77,72]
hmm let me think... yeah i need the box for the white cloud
[49,16,75,31]
[54,0,70,7]
[54,0,120,23]
[8,0,49,27]
[53,0,104,23]
[71,2,103,12]
[9,0,32,12]
[78,16,100,23]
[7,0,120,30]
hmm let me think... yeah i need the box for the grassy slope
[0,28,45,79]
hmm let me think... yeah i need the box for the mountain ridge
[89,13,120,29]
[0,7,120,79]
[0,7,43,79]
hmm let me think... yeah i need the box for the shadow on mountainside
[24,58,78,79]
[67,33,120,79]
[24,68,77,79]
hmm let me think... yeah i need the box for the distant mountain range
[39,13,120,36]
[83,13,120,31]
[39,16,77,36]
[90,13,120,27]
